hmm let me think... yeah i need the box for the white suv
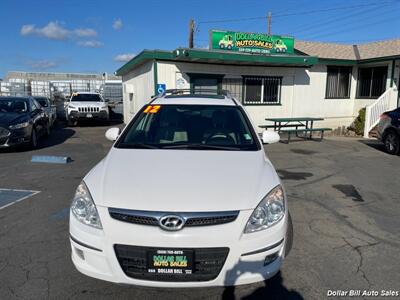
[66,92,109,126]
[69,90,292,287]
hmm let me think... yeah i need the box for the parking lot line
[0,188,40,210]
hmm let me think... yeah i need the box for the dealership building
[116,31,400,134]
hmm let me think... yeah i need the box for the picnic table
[259,117,331,143]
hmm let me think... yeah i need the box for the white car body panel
[85,149,280,212]
[70,93,289,287]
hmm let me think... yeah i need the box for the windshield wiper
[161,143,241,151]
[122,143,159,149]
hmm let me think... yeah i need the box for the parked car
[33,96,57,126]
[65,92,109,126]
[69,90,292,287]
[0,96,50,149]
[377,107,400,155]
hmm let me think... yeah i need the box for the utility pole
[189,19,195,48]
[267,12,272,35]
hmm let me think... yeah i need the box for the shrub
[353,108,366,136]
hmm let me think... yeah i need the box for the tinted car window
[0,98,29,113]
[31,100,39,111]
[71,94,103,102]
[35,97,49,107]
[117,105,259,151]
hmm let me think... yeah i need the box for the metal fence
[0,79,122,102]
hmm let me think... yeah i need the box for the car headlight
[9,121,30,129]
[69,104,76,109]
[244,185,285,233]
[71,181,102,229]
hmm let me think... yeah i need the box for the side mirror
[105,127,120,142]
[261,130,280,144]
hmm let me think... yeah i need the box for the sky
[0,0,399,78]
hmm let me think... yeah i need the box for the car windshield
[117,104,259,151]
[0,98,29,113]
[34,97,49,107]
[71,94,102,102]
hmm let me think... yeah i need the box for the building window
[357,66,388,98]
[222,78,242,102]
[243,76,282,105]
[325,66,351,98]
[188,74,223,94]
[193,78,220,92]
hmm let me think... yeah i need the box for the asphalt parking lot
[0,124,399,300]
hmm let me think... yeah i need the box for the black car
[377,107,400,155]
[33,96,57,127]
[0,96,50,149]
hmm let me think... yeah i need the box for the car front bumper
[0,127,31,148]
[68,110,109,121]
[69,207,289,287]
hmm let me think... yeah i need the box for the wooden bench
[279,127,332,143]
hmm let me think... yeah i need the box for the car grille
[0,127,10,138]
[114,245,229,282]
[78,107,100,113]
[109,212,159,226]
[108,208,239,228]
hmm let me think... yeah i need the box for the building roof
[116,48,318,76]
[295,38,400,60]
[116,38,400,76]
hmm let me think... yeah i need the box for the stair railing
[364,87,397,138]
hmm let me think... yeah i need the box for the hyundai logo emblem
[159,215,185,231]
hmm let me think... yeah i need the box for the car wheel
[30,127,38,149]
[285,212,294,257]
[383,131,400,155]
[68,119,77,127]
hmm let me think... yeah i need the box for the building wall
[155,61,356,130]
[121,61,154,123]
[122,59,399,130]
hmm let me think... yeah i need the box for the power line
[287,5,389,35]
[197,1,396,24]
[303,13,400,40]
[273,0,396,17]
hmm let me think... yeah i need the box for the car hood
[85,148,281,212]
[0,112,27,126]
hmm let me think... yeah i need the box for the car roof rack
[151,89,238,105]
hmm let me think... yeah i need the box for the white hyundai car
[69,90,292,287]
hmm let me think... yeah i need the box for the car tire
[383,131,400,155]
[67,119,77,127]
[30,127,38,149]
[285,212,294,257]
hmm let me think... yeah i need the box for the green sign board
[210,30,294,55]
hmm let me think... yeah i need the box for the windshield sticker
[144,105,161,114]
[244,133,252,140]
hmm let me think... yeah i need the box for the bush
[353,108,366,136]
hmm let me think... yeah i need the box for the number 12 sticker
[144,105,161,113]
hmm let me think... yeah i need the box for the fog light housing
[264,252,279,266]
[75,247,85,260]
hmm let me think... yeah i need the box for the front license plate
[86,113,93,118]
[147,249,194,275]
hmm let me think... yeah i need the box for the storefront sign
[210,30,294,55]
